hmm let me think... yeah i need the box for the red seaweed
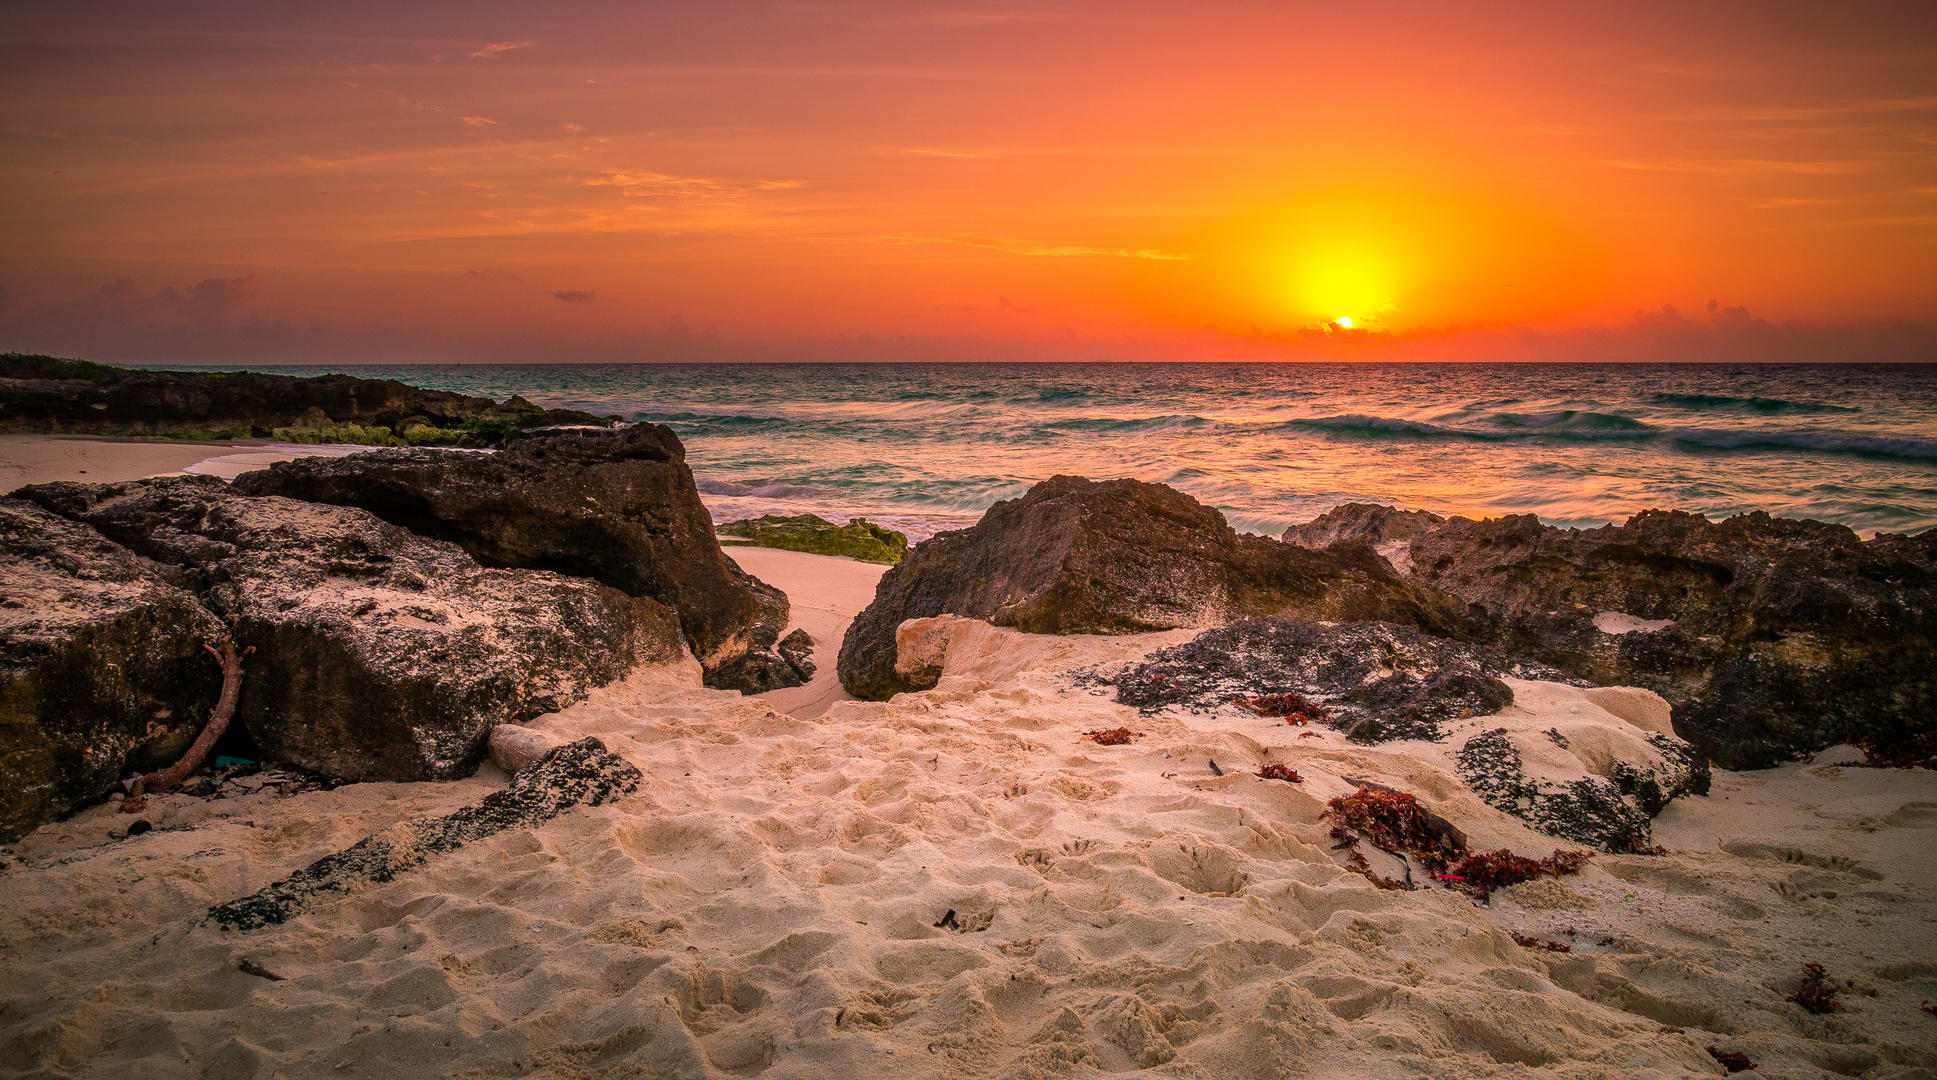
[1257,763,1304,782]
[1707,1048,1756,1072]
[1234,692,1330,725]
[1082,728,1139,746]
[1787,963,1839,1014]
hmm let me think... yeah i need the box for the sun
[1335,315,1354,328]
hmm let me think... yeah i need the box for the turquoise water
[191,362,1937,540]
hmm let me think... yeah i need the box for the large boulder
[837,476,1468,700]
[1285,504,1937,769]
[0,500,227,842]
[17,476,682,783]
[232,425,799,693]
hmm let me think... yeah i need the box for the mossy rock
[716,514,908,565]
[272,424,404,447]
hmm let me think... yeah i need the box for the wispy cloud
[468,40,535,60]
[882,234,1187,260]
[553,290,596,302]
[460,116,502,128]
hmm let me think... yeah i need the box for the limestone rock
[717,513,909,565]
[0,500,227,841]
[778,628,815,681]
[1092,616,1572,743]
[17,476,681,783]
[207,736,642,931]
[1452,720,1709,853]
[1370,508,1934,769]
[0,353,611,445]
[837,476,1467,701]
[231,424,798,693]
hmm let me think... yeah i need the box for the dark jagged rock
[1304,507,1937,769]
[1089,616,1570,742]
[1452,727,1708,853]
[0,500,227,841]
[0,352,613,446]
[231,425,799,693]
[1282,503,1445,573]
[206,737,641,930]
[778,628,816,681]
[837,476,1468,701]
[16,476,680,783]
[717,513,909,565]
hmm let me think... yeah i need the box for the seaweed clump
[1235,692,1329,725]
[1256,763,1304,783]
[1707,1048,1756,1072]
[1083,728,1139,746]
[1322,784,1592,900]
[1787,963,1840,1014]
[1451,849,1593,901]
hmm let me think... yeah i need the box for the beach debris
[1298,731,1321,738]
[1452,849,1593,900]
[1510,933,1572,953]
[126,635,253,799]
[1852,730,1936,770]
[1082,728,1139,746]
[1234,691,1329,725]
[124,819,151,837]
[1322,783,1591,900]
[934,909,960,930]
[1921,1000,1936,1017]
[237,959,286,982]
[1256,763,1303,782]
[1207,758,1224,776]
[1707,1048,1756,1072]
[204,737,641,931]
[1786,963,1840,1014]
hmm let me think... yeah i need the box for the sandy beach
[0,435,247,489]
[3,541,1932,1079]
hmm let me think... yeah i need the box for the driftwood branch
[129,635,254,798]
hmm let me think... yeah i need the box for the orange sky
[2,1,1933,362]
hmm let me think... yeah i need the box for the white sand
[2,553,1934,1079]
[0,435,371,493]
[0,434,247,490]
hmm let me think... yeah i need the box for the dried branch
[129,636,254,798]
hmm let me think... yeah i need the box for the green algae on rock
[716,513,908,565]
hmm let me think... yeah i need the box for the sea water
[191,362,1937,541]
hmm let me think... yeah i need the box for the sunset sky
[2,1,1933,363]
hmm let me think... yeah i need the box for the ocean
[195,362,1937,541]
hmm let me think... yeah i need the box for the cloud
[553,290,596,302]
[880,233,1188,260]
[460,116,502,128]
[468,41,535,60]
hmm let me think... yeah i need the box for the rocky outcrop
[1091,616,1708,851]
[1092,616,1572,743]
[0,352,612,446]
[232,425,799,693]
[837,476,1469,700]
[0,501,227,842]
[1284,503,1937,769]
[207,736,642,931]
[16,476,681,784]
[1452,723,1709,853]
[717,514,909,565]
[1281,503,1443,575]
